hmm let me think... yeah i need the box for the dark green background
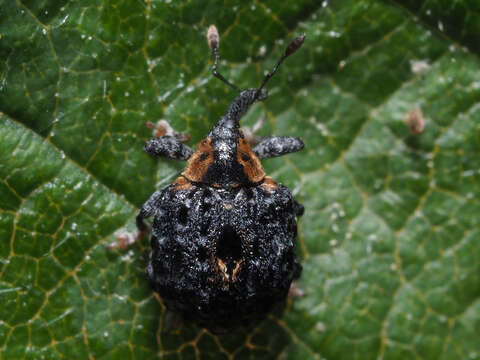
[1,0,479,359]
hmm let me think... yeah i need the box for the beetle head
[181,27,305,187]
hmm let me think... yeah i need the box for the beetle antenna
[207,25,241,93]
[256,34,306,98]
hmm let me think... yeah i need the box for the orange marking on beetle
[236,138,265,183]
[215,258,243,283]
[173,176,192,190]
[261,176,278,192]
[231,260,244,282]
[183,137,215,182]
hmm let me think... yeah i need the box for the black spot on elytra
[216,226,243,274]
[178,205,188,225]
[201,202,212,213]
[197,246,209,262]
[200,220,210,236]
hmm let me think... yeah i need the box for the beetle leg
[136,189,164,233]
[144,119,192,160]
[293,199,304,217]
[146,119,190,142]
[144,137,193,160]
[161,310,183,333]
[108,190,164,249]
[253,136,304,159]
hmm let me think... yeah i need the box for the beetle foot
[288,282,305,298]
[162,310,183,333]
[241,115,265,146]
[108,229,147,250]
[146,119,190,142]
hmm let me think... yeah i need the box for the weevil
[135,26,305,332]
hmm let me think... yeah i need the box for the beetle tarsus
[146,120,190,142]
[108,228,147,250]
[241,116,265,146]
[288,282,306,297]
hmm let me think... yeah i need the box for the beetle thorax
[182,90,266,187]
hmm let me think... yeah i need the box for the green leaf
[1,1,479,359]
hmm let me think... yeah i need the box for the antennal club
[256,34,306,99]
[207,25,241,93]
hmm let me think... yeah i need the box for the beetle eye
[241,153,251,162]
[199,153,210,162]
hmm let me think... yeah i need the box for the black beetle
[133,25,305,332]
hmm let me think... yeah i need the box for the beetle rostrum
[136,25,306,332]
